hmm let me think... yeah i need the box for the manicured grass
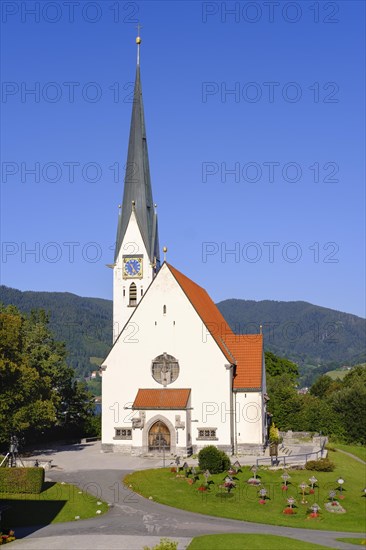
[124,452,366,532]
[333,444,366,463]
[336,538,366,546]
[0,482,109,526]
[187,534,332,549]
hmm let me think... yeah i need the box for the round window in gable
[151,352,179,386]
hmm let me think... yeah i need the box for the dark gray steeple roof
[114,60,160,265]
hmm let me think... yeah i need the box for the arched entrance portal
[148,420,171,451]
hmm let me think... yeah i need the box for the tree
[309,375,334,398]
[265,351,298,381]
[0,304,96,446]
[328,378,366,444]
[265,352,301,431]
[296,394,343,436]
[306,364,366,444]
[266,373,302,430]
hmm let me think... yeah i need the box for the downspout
[234,391,238,455]
[225,364,235,455]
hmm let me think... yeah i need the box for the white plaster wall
[102,263,233,447]
[235,392,264,445]
[113,210,153,341]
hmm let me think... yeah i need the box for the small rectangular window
[197,427,217,440]
[114,427,132,440]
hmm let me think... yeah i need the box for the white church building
[101,35,268,456]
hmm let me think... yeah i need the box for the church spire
[114,29,160,267]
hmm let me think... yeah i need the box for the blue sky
[1,0,365,317]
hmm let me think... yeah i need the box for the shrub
[269,423,281,444]
[143,538,178,550]
[198,446,231,474]
[305,458,335,472]
[0,467,44,494]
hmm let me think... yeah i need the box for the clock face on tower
[123,256,143,278]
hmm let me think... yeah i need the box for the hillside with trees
[0,286,365,385]
[0,286,112,378]
[0,296,364,447]
[218,299,366,385]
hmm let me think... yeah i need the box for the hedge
[0,467,44,494]
[305,458,335,472]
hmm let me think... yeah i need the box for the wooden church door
[148,421,170,451]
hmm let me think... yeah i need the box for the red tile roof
[225,334,263,390]
[167,264,264,391]
[168,264,235,363]
[133,388,191,409]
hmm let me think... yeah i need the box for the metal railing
[256,448,325,468]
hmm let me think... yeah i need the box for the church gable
[103,262,231,370]
[104,262,265,393]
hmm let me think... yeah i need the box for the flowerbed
[325,501,346,514]
[247,478,261,485]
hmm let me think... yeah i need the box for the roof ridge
[167,263,235,363]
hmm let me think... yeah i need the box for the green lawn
[336,538,366,546]
[125,451,366,532]
[187,534,332,549]
[0,482,109,526]
[333,445,366,463]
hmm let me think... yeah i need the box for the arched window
[129,282,137,306]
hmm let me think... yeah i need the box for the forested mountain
[1,286,365,384]
[0,286,112,378]
[218,299,366,384]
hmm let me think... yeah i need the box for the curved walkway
[335,448,366,465]
[11,443,365,550]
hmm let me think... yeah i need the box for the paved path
[336,448,366,465]
[9,443,365,550]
